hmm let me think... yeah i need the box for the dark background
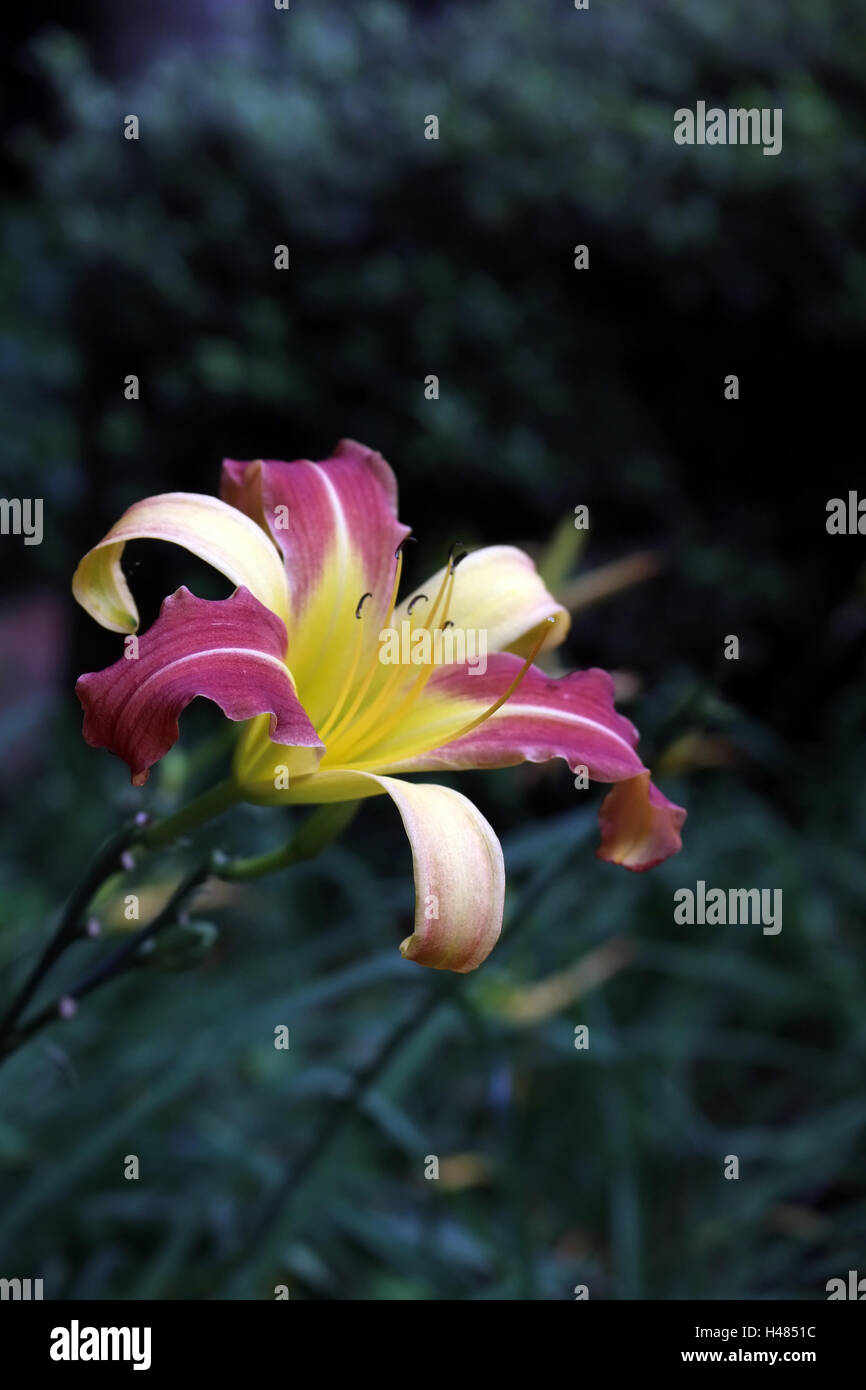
[0,0,864,1300]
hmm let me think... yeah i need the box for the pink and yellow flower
[73,440,685,973]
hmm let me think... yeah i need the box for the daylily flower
[73,440,685,973]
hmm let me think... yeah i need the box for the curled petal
[260,768,505,971]
[221,440,411,725]
[596,772,686,872]
[393,545,569,658]
[361,659,684,870]
[373,774,505,972]
[72,492,290,633]
[76,586,321,786]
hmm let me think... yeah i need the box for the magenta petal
[220,440,413,731]
[76,586,322,786]
[220,439,411,628]
[377,659,685,870]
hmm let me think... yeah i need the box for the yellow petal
[394,545,569,658]
[233,712,325,796]
[72,492,290,633]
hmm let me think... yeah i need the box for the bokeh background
[1,0,864,1300]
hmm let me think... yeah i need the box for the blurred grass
[0,670,863,1298]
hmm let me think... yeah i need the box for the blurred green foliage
[1,710,865,1299]
[4,0,866,572]
[1,0,865,1300]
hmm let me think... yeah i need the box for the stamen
[407,593,428,614]
[433,618,554,741]
[342,618,555,771]
[323,545,406,746]
[332,546,460,760]
[318,594,372,741]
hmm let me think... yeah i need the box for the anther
[355,592,373,619]
[395,534,417,557]
[407,593,428,614]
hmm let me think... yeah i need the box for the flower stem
[0,780,237,1056]
[0,860,211,1064]
[140,777,242,849]
[0,801,362,1067]
[0,816,139,1051]
[217,801,359,881]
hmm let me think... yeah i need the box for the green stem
[0,860,211,1065]
[140,778,242,849]
[0,780,238,1055]
[0,817,139,1051]
[217,801,360,881]
[0,802,362,1067]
